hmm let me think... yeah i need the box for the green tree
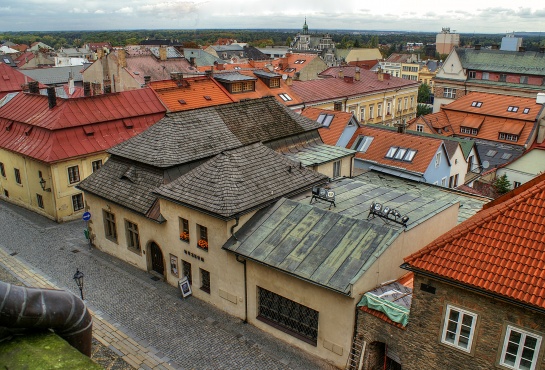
[416,104,432,116]
[417,84,431,103]
[493,174,511,195]
[286,36,292,46]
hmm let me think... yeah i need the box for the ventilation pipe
[0,281,93,356]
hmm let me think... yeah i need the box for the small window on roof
[3,58,10,64]
[204,96,212,101]
[353,136,374,153]
[507,106,519,112]
[486,150,497,157]
[385,146,398,158]
[523,108,530,114]
[471,101,483,107]
[501,153,512,160]
[284,68,295,72]
[394,148,407,160]
[278,93,292,102]
[178,99,187,105]
[404,149,417,162]
[317,113,334,127]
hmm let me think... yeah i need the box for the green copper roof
[456,48,545,76]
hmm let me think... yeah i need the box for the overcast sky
[1,1,545,34]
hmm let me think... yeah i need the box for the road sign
[82,212,91,221]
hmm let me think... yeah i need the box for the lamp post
[73,269,84,300]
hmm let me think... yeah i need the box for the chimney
[491,44,499,50]
[117,49,127,68]
[343,76,353,83]
[474,44,481,50]
[338,69,344,78]
[384,73,391,80]
[397,123,406,134]
[104,85,111,94]
[519,46,526,52]
[355,67,361,81]
[144,75,151,85]
[205,68,214,78]
[28,81,40,94]
[540,47,545,53]
[84,82,91,97]
[216,63,225,71]
[286,75,293,86]
[189,57,196,66]
[47,86,56,109]
[69,76,75,95]
[159,46,167,61]
[377,70,384,81]
[97,49,104,59]
[537,93,545,105]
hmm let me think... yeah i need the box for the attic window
[486,150,497,157]
[178,99,187,105]
[385,146,417,162]
[460,127,478,135]
[507,106,519,112]
[5,121,13,131]
[352,136,374,153]
[471,101,483,107]
[294,59,306,64]
[284,68,295,72]
[204,96,212,101]
[317,113,334,127]
[501,153,512,160]
[499,133,518,142]
[523,108,530,114]
[24,126,33,136]
[83,126,95,135]
[278,93,292,102]
[3,58,10,64]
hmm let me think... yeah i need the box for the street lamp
[73,269,84,300]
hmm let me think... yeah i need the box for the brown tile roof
[148,77,234,112]
[301,107,356,146]
[123,55,194,85]
[292,66,419,104]
[270,53,319,76]
[347,126,444,174]
[404,172,545,310]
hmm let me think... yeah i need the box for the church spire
[303,17,309,35]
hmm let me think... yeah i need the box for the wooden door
[150,242,164,275]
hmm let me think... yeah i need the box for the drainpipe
[230,217,239,241]
[0,281,93,356]
[235,254,248,324]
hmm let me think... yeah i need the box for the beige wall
[0,149,107,221]
[314,156,354,179]
[297,58,328,81]
[83,54,142,93]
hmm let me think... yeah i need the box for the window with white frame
[441,177,447,187]
[441,305,477,352]
[404,97,408,110]
[444,88,456,99]
[377,104,383,117]
[482,72,490,80]
[500,326,542,370]
[468,71,476,78]
[332,160,341,178]
[360,106,366,121]
[352,136,374,153]
[386,102,391,115]
[416,124,423,132]
[435,152,441,167]
[369,105,374,119]
[410,96,414,108]
[499,133,519,142]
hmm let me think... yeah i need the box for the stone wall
[357,273,545,370]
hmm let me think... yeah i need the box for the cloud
[115,7,134,14]
[137,1,200,19]
[70,8,89,14]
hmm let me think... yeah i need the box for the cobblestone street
[0,201,338,370]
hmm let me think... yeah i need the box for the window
[14,168,21,184]
[441,305,477,352]
[520,76,529,84]
[468,71,476,78]
[386,146,398,158]
[269,79,280,88]
[523,108,530,114]
[435,152,441,167]
[317,113,334,127]
[482,72,489,80]
[360,106,366,121]
[386,101,391,116]
[333,160,341,178]
[197,224,208,250]
[182,260,192,285]
[103,210,117,242]
[92,160,102,172]
[441,177,447,187]
[416,124,424,132]
[500,326,542,370]
[501,153,513,160]
[369,105,374,119]
[514,181,522,188]
[200,268,210,293]
[378,103,383,117]
[444,88,456,99]
[179,217,189,242]
[404,97,408,110]
[36,194,44,209]
[353,136,374,153]
[486,150,497,157]
[500,74,507,82]
[394,148,407,160]
[410,96,414,108]
[278,93,292,102]
[0,162,5,177]
[126,220,140,251]
[67,165,80,184]
[471,101,483,107]
[333,102,342,111]
[385,146,416,162]
[242,81,254,91]
[507,106,519,112]
[72,193,84,211]
[499,133,519,142]
[460,127,478,135]
[397,98,402,112]
[231,82,242,93]
[3,190,8,197]
[257,287,319,345]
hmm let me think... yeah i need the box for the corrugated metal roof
[457,48,545,76]
[283,144,355,166]
[19,65,84,85]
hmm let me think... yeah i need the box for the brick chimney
[377,69,384,81]
[144,75,151,85]
[47,86,56,109]
[355,67,361,81]
[159,46,167,61]
[97,49,104,59]
[28,81,40,94]
[286,76,293,86]
[117,49,127,68]
[84,82,91,97]
[344,76,353,83]
[338,69,344,78]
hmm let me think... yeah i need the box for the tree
[493,174,511,196]
[417,104,432,116]
[285,36,292,46]
[417,84,431,103]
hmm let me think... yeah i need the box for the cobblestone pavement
[0,201,339,370]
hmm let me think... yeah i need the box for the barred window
[72,193,84,211]
[67,165,80,184]
[242,81,254,91]
[200,268,210,293]
[231,83,242,93]
[36,194,44,209]
[257,287,319,345]
[126,220,140,251]
[103,210,117,242]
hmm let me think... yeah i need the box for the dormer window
[471,101,483,107]
[317,113,334,127]
[499,133,519,142]
[507,106,519,112]
[460,127,478,135]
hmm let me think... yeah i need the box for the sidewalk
[0,246,174,370]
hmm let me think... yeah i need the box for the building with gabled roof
[0,88,166,221]
[270,52,328,81]
[301,107,360,147]
[0,62,42,98]
[433,47,545,112]
[14,51,55,69]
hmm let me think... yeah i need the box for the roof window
[278,93,292,102]
[486,150,497,157]
[317,113,334,127]
[294,59,306,64]
[204,96,212,101]
[507,106,519,112]
[352,136,374,153]
[385,146,417,162]
[501,153,512,160]
[523,108,530,114]
[284,68,295,72]
[178,99,187,105]
[471,101,483,107]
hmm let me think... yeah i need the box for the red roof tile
[301,107,356,146]
[404,172,545,309]
[346,125,445,174]
[0,88,166,163]
[0,63,39,97]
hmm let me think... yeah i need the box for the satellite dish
[482,161,490,169]
[282,74,288,80]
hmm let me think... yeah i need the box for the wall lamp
[39,177,51,192]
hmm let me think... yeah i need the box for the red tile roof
[149,76,234,112]
[0,63,40,98]
[404,172,545,310]
[291,66,419,104]
[0,88,166,163]
[347,125,445,174]
[301,107,356,146]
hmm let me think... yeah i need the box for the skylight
[353,136,374,153]
[471,101,483,107]
[501,153,512,160]
[317,113,334,127]
[3,58,9,64]
[278,93,292,102]
[507,106,519,112]
[385,146,417,162]
[486,150,497,157]
[523,108,530,114]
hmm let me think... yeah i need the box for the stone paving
[0,200,339,370]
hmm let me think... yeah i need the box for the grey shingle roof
[19,65,84,84]
[154,143,328,218]
[109,97,322,168]
[77,156,164,217]
[283,144,355,166]
[457,48,545,76]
